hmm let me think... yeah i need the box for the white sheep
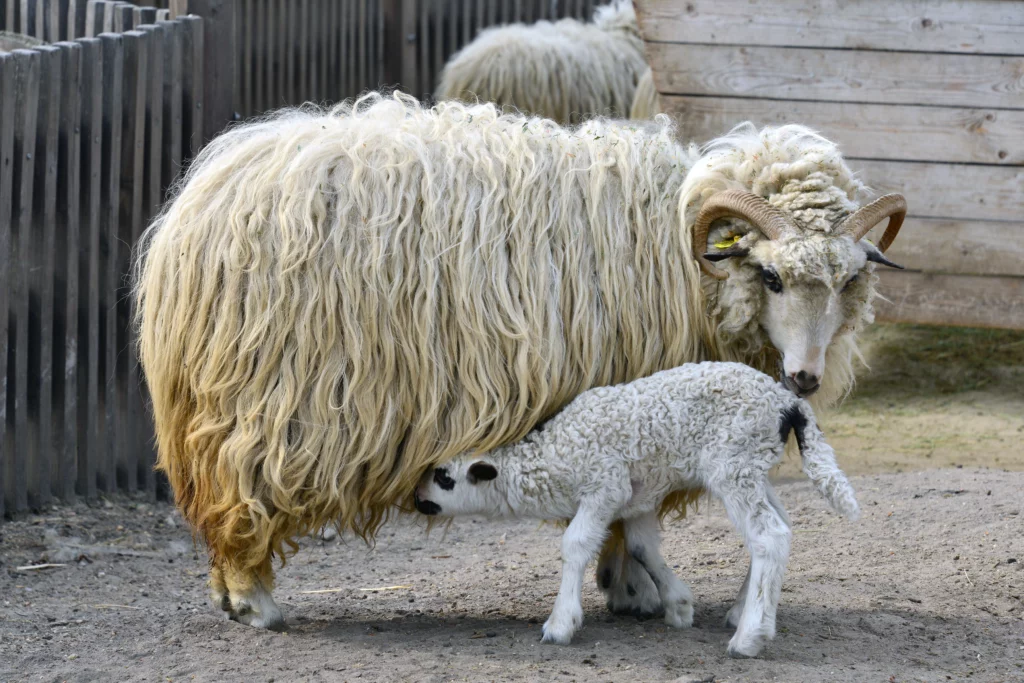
[629,67,662,119]
[434,1,647,123]
[135,92,905,630]
[415,361,860,657]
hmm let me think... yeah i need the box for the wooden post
[0,52,15,517]
[172,0,236,144]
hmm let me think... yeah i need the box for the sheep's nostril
[786,372,820,397]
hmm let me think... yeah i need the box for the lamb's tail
[780,403,860,521]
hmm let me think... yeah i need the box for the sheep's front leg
[543,502,614,645]
[718,483,791,658]
[623,512,693,629]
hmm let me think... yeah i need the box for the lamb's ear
[467,462,498,484]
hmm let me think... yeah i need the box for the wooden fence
[635,0,1024,330]
[1,0,600,517]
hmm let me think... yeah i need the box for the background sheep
[434,1,647,123]
[415,361,860,657]
[629,67,662,119]
[134,92,904,629]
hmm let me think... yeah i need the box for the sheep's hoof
[541,607,581,645]
[726,633,763,659]
[664,599,693,629]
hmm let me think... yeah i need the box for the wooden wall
[635,0,1024,329]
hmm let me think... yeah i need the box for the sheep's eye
[842,273,859,293]
[760,267,783,294]
[433,468,455,491]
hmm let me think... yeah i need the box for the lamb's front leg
[543,502,615,645]
[719,483,792,658]
[623,512,693,629]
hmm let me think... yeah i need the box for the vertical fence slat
[0,53,15,517]
[159,17,181,194]
[69,0,87,39]
[239,0,251,116]
[48,0,69,40]
[9,48,40,514]
[19,0,36,36]
[97,31,122,494]
[327,0,338,101]
[138,22,163,496]
[177,14,202,159]
[84,0,101,36]
[319,0,328,101]
[251,0,263,113]
[76,36,101,500]
[52,40,81,502]
[116,30,146,493]
[30,44,61,508]
[296,0,307,102]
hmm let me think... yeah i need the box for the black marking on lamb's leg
[219,595,231,612]
[630,547,660,588]
[626,584,637,597]
[779,404,808,451]
[600,567,613,590]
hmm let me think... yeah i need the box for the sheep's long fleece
[133,93,715,569]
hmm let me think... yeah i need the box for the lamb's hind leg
[622,512,693,629]
[211,556,285,631]
[718,482,791,658]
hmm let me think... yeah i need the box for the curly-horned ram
[416,361,860,657]
[435,1,647,123]
[133,92,905,630]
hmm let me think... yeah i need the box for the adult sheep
[134,93,906,629]
[434,0,646,123]
[630,68,662,119]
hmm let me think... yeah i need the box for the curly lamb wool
[435,1,647,123]
[629,67,662,119]
[134,92,903,629]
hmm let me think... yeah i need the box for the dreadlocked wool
[434,1,647,123]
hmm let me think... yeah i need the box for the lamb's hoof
[727,633,764,659]
[724,604,743,629]
[222,592,286,631]
[664,598,694,629]
[541,607,582,645]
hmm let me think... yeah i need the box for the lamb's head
[414,459,502,517]
[692,175,905,400]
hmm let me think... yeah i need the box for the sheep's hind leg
[596,523,663,618]
[543,502,616,645]
[622,512,693,629]
[725,563,750,628]
[212,557,285,631]
[718,483,791,658]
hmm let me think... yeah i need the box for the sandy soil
[1,324,1022,683]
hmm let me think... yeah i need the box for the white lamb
[414,361,860,658]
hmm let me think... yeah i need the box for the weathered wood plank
[136,23,162,496]
[19,0,37,36]
[866,217,1024,279]
[636,0,1024,56]
[76,36,101,499]
[30,44,61,508]
[875,271,1024,330]
[661,96,1024,166]
[52,40,80,501]
[111,1,132,31]
[177,14,202,158]
[9,48,40,513]
[239,0,251,115]
[646,43,1024,109]
[98,31,123,493]
[84,0,103,36]
[117,30,147,492]
[48,0,69,41]
[251,0,264,112]
[854,160,1022,224]
[69,0,88,39]
[159,17,181,193]
[296,0,307,102]
[0,52,15,517]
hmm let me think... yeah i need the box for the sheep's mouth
[413,490,441,516]
[782,375,820,398]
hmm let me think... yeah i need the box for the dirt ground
[1,324,1023,683]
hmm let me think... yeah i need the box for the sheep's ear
[703,246,749,263]
[467,462,498,484]
[860,239,904,269]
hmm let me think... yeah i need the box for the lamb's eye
[433,468,455,491]
[842,274,859,293]
[760,268,783,294]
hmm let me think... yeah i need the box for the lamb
[434,1,647,123]
[415,361,860,657]
[134,92,905,630]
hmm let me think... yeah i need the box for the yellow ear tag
[714,234,742,250]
